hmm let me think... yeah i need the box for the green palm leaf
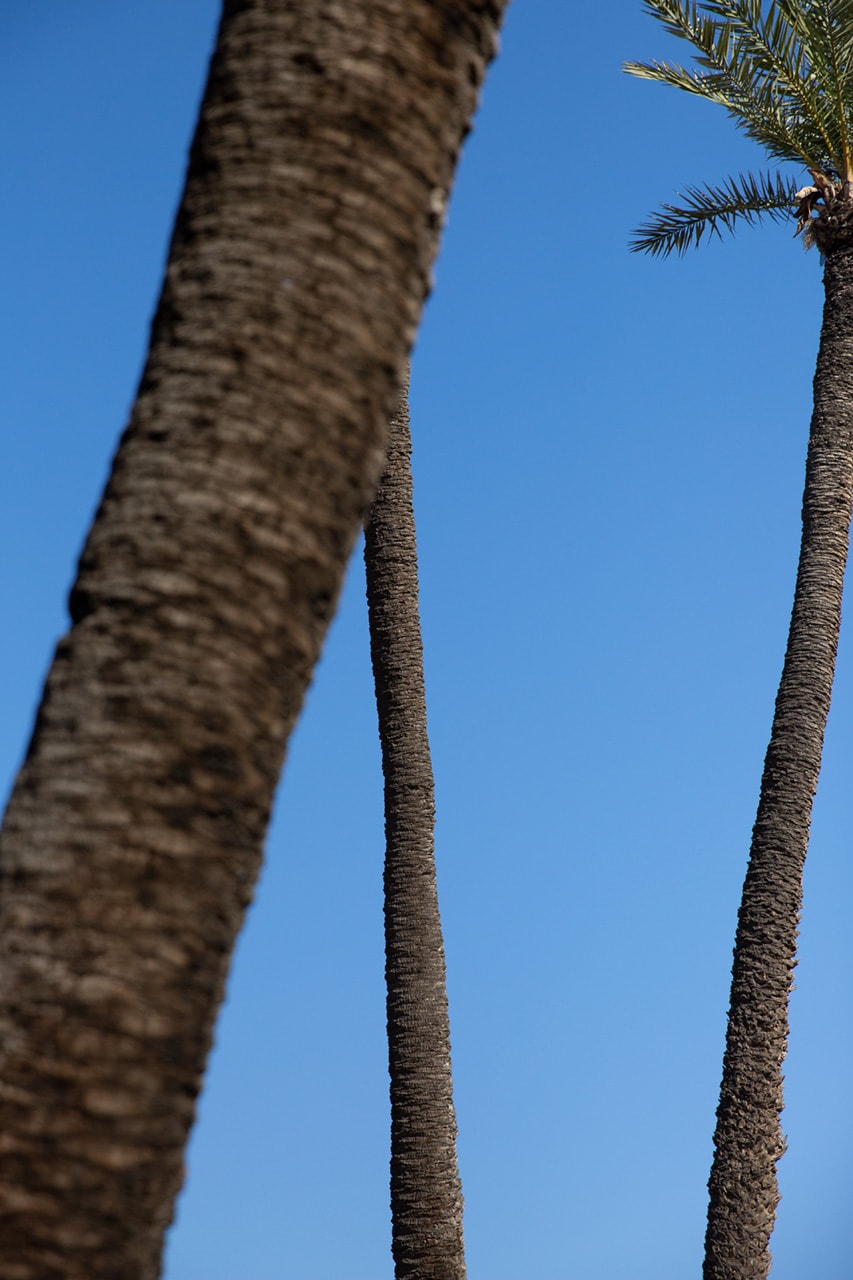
[624,51,829,167]
[625,1,837,169]
[630,170,798,256]
[701,0,838,160]
[776,0,853,175]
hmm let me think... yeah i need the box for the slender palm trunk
[364,382,466,1280]
[704,243,853,1279]
[0,3,505,1275]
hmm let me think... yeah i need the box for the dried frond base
[813,196,853,254]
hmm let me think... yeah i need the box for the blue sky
[2,3,852,1277]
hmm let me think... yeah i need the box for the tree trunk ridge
[364,382,466,1280]
[704,243,853,1279]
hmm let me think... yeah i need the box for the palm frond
[627,0,853,174]
[699,0,838,160]
[777,0,853,92]
[624,51,828,167]
[791,0,853,175]
[702,1,809,86]
[629,169,798,256]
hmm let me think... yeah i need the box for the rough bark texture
[704,241,853,1280]
[0,3,507,1276]
[364,383,465,1280]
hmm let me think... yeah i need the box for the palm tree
[626,4,853,1278]
[0,2,506,1275]
[364,376,466,1280]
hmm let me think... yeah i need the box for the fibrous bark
[365,381,465,1280]
[0,3,506,1276]
[704,241,853,1280]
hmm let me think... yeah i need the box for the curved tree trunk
[0,3,506,1276]
[704,243,853,1279]
[364,380,466,1280]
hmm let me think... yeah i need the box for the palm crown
[626,0,853,255]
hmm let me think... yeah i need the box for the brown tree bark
[364,379,465,1280]
[704,241,853,1279]
[0,3,506,1276]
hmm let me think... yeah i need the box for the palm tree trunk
[704,243,853,1280]
[0,3,505,1276]
[364,381,466,1280]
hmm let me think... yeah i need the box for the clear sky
[2,3,852,1278]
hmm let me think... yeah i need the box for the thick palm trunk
[0,3,505,1276]
[364,383,465,1280]
[704,243,853,1279]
